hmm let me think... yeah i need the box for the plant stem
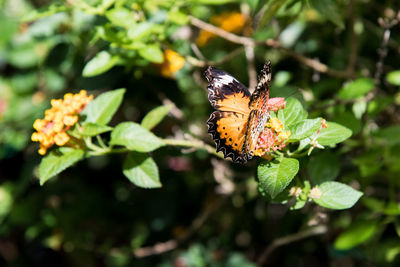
[163,138,224,159]
[86,138,224,159]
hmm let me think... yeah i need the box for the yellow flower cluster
[196,12,248,47]
[31,90,93,155]
[159,49,185,78]
[265,117,291,141]
[254,117,291,157]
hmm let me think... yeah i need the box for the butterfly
[206,61,283,164]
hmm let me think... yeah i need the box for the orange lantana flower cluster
[31,90,93,155]
[159,49,185,78]
[196,12,248,46]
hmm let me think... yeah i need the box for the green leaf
[39,148,84,185]
[352,99,367,119]
[314,181,363,210]
[278,97,307,128]
[79,122,113,136]
[257,0,288,29]
[308,151,340,185]
[288,118,322,141]
[21,4,68,22]
[105,7,136,28]
[334,220,378,250]
[123,152,161,188]
[110,122,164,152]
[188,0,239,4]
[82,88,125,125]
[309,0,344,29]
[127,22,159,40]
[384,201,400,216]
[257,158,299,199]
[338,78,374,100]
[82,51,119,77]
[317,121,352,146]
[279,21,305,48]
[386,70,400,86]
[141,105,172,130]
[334,110,361,135]
[138,44,163,63]
[167,10,189,25]
[373,126,400,146]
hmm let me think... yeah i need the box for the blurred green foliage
[1,0,400,266]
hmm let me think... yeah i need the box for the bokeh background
[1,0,400,266]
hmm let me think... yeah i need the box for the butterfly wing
[244,61,272,156]
[205,66,252,163]
[205,66,251,114]
[249,61,272,111]
[244,110,269,157]
[207,111,249,164]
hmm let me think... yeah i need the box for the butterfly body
[206,61,273,164]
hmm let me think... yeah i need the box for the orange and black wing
[249,61,271,111]
[244,109,269,157]
[244,61,273,156]
[207,111,249,164]
[205,66,251,115]
[205,67,252,163]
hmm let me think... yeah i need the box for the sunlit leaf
[110,122,164,152]
[314,181,363,210]
[123,152,161,188]
[141,105,172,130]
[82,51,119,77]
[138,44,163,63]
[39,148,84,185]
[288,118,322,141]
[338,78,374,100]
[257,158,299,199]
[82,88,125,125]
[317,121,352,146]
[79,122,113,136]
[278,97,307,128]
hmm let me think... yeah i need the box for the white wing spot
[214,74,237,88]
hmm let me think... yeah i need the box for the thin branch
[134,196,226,257]
[366,11,400,103]
[186,47,244,68]
[191,43,207,61]
[244,44,257,91]
[257,225,327,265]
[189,15,254,46]
[189,16,353,79]
[88,137,224,159]
[346,0,358,77]
[156,91,184,120]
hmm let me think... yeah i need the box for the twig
[257,225,327,265]
[366,11,400,103]
[374,15,399,87]
[244,44,257,91]
[346,0,358,77]
[156,91,184,120]
[191,43,207,61]
[189,16,353,79]
[189,15,254,46]
[134,196,226,257]
[186,47,244,68]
